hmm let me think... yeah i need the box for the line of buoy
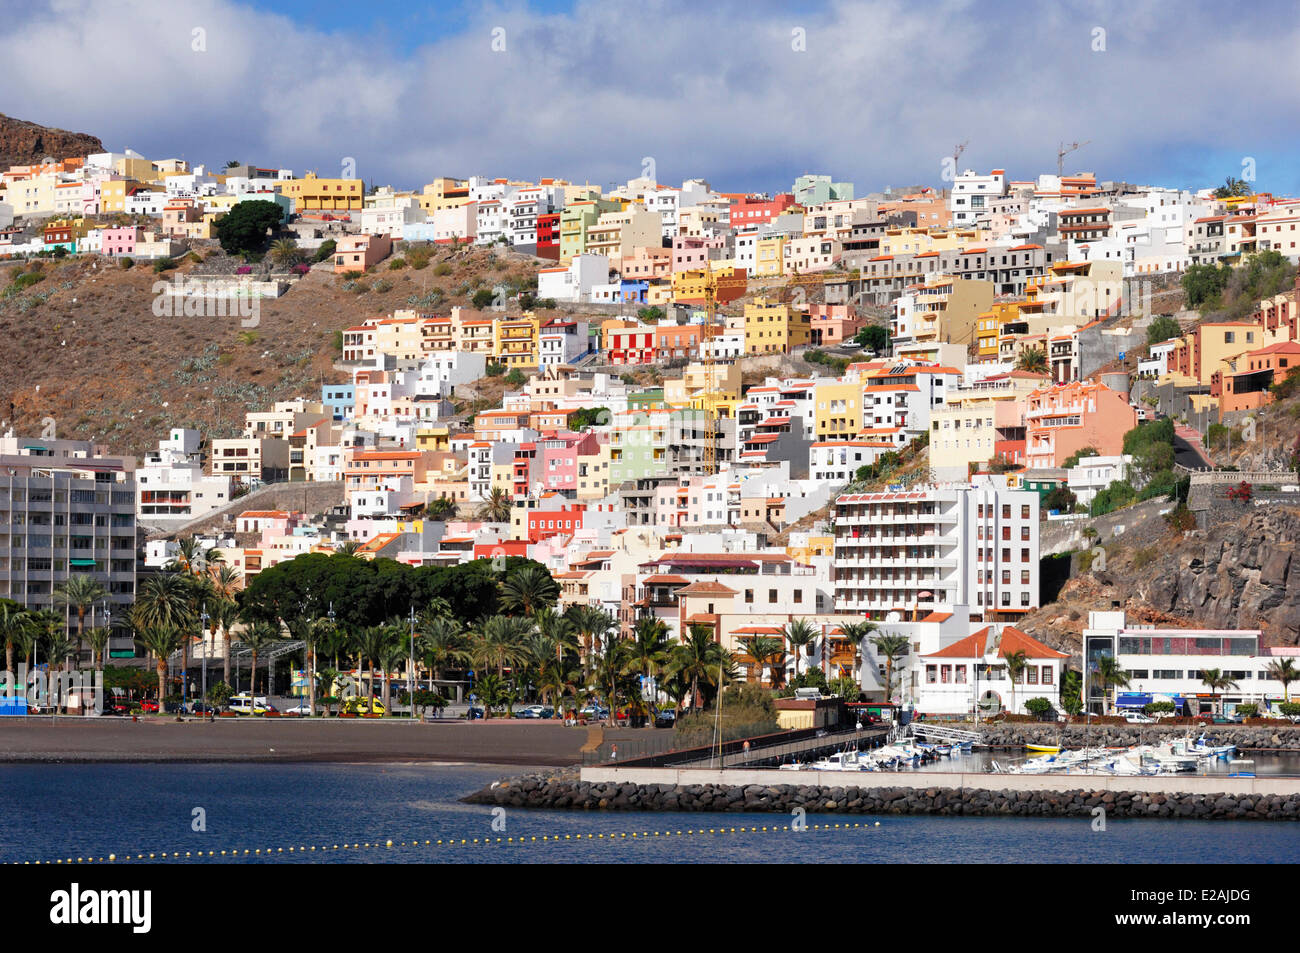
[13,821,881,864]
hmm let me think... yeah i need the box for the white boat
[1190,735,1236,759]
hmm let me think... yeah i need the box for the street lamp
[408,604,416,723]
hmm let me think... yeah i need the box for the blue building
[322,384,355,421]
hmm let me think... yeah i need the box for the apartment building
[135,429,232,525]
[281,172,365,212]
[1024,381,1137,469]
[832,477,1040,621]
[0,439,137,656]
[733,297,812,355]
[948,169,1007,227]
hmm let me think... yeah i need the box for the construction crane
[700,274,719,476]
[952,141,968,175]
[1057,139,1090,177]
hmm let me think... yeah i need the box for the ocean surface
[2,762,1299,864]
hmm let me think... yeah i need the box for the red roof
[924,626,1067,660]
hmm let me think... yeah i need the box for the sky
[2,0,1298,197]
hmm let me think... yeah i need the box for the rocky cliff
[1138,506,1300,642]
[0,114,103,170]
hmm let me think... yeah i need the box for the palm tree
[670,623,728,713]
[500,565,558,618]
[1094,655,1129,715]
[269,238,301,269]
[236,622,281,699]
[174,537,203,575]
[1267,658,1299,703]
[869,632,910,704]
[380,640,409,715]
[352,625,396,709]
[534,607,579,668]
[1004,650,1028,715]
[593,636,633,720]
[426,496,457,521]
[211,599,240,689]
[566,604,616,676]
[475,487,513,523]
[0,601,30,674]
[1200,668,1239,716]
[85,627,111,670]
[744,635,786,687]
[1016,347,1048,374]
[839,619,879,683]
[334,540,363,556]
[473,672,505,719]
[134,624,186,703]
[209,564,242,601]
[53,575,108,666]
[287,616,327,717]
[419,617,468,684]
[626,617,670,718]
[470,615,533,677]
[782,618,818,678]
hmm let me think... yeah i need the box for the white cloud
[1,0,1298,193]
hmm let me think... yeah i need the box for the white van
[227,694,273,715]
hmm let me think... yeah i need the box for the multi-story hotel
[832,476,1039,621]
[0,438,137,659]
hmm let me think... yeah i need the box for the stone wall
[463,771,1300,821]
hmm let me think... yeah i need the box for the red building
[536,212,560,261]
[726,193,796,227]
[527,503,586,543]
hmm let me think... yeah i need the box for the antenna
[953,141,968,171]
[1057,140,1091,178]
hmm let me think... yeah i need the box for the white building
[539,319,591,368]
[1066,454,1133,506]
[359,205,426,239]
[833,476,1040,619]
[538,254,610,303]
[808,439,897,487]
[136,428,233,525]
[1083,610,1282,716]
[948,169,1008,227]
[916,624,1067,716]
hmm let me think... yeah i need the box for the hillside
[0,244,545,455]
[0,114,103,170]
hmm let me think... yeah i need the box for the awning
[69,559,98,567]
[1115,692,1153,709]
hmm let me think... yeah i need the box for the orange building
[1214,340,1300,414]
[1024,381,1136,469]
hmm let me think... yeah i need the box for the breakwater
[463,766,1300,821]
[968,723,1300,751]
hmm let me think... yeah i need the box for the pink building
[100,226,142,257]
[1025,381,1137,469]
[671,234,727,272]
[808,303,865,347]
[536,430,597,494]
[334,233,393,273]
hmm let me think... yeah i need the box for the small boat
[1025,744,1061,754]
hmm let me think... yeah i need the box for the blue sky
[2,0,1298,197]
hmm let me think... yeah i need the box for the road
[1173,424,1213,469]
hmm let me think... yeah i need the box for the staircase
[908,722,980,744]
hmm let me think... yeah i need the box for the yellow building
[734,297,812,355]
[754,236,786,277]
[786,534,834,564]
[576,440,611,499]
[416,425,453,453]
[494,313,541,369]
[418,178,470,213]
[279,172,365,212]
[976,301,1028,361]
[813,380,865,441]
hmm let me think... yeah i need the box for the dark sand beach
[0,718,656,766]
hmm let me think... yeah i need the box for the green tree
[236,622,281,700]
[500,565,559,618]
[1004,650,1028,715]
[313,238,337,264]
[1267,658,1299,703]
[743,635,787,688]
[53,574,108,667]
[853,324,889,353]
[1016,347,1048,374]
[1061,446,1100,470]
[782,619,818,677]
[269,237,301,269]
[214,200,285,256]
[569,407,610,431]
[475,487,513,523]
[869,632,909,704]
[472,288,496,309]
[1146,315,1181,346]
[0,600,30,674]
[1060,669,1083,716]
[1094,655,1130,714]
[134,625,186,703]
[1200,668,1239,716]
[670,624,730,713]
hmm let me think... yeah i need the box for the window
[1041,667,1053,686]
[926,665,937,684]
[1021,505,1030,519]
[955,666,967,684]
[1027,667,1039,685]
[768,589,777,603]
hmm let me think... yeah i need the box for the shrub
[432,262,452,276]
[504,368,526,387]
[1023,697,1055,719]
[472,288,497,309]
[291,262,310,275]
[1143,700,1176,716]
[1043,486,1076,514]
[119,257,134,269]
[485,362,505,377]
[235,265,253,275]
[312,239,336,264]
[1234,704,1259,718]
[1132,546,1157,570]
[1226,481,1253,504]
[1279,702,1300,718]
[372,278,393,293]
[152,257,176,273]
[1146,314,1181,345]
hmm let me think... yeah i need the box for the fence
[581,723,888,768]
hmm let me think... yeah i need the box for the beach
[0,717,657,766]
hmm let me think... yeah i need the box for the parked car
[653,710,677,728]
[139,699,160,714]
[1124,712,1157,724]
[579,704,610,720]
[514,705,555,719]
[188,701,220,715]
[283,702,312,716]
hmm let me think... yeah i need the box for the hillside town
[3,143,1300,723]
